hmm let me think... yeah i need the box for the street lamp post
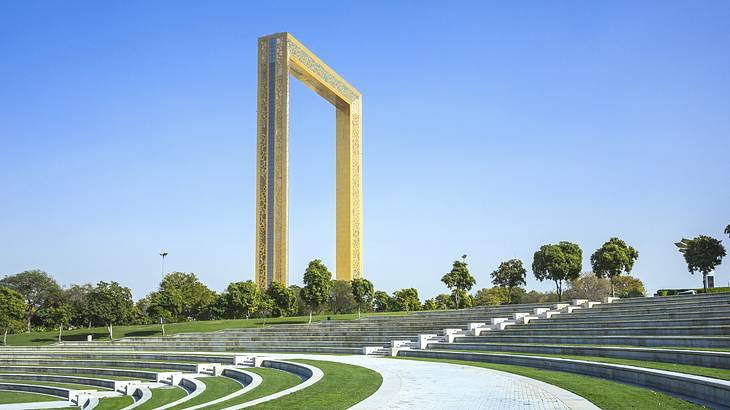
[159,251,168,276]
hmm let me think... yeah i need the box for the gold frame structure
[255,32,362,289]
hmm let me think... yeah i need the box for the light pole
[159,251,168,276]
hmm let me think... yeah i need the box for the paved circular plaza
[271,354,599,410]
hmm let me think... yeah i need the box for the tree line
[1,226,727,344]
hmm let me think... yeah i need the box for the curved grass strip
[132,386,186,410]
[162,376,244,410]
[0,391,59,404]
[185,369,262,410]
[203,368,300,410]
[246,359,382,410]
[156,377,206,410]
[0,379,105,391]
[94,395,134,410]
[439,349,730,380]
[396,356,704,410]
[121,386,152,410]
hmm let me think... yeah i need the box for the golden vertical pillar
[255,33,362,289]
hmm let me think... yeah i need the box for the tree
[372,291,390,312]
[591,238,639,297]
[300,260,332,323]
[0,286,26,345]
[266,282,296,317]
[563,273,611,301]
[434,294,451,309]
[474,287,509,306]
[351,278,374,319]
[392,288,420,312]
[532,241,582,301]
[0,270,62,331]
[40,304,71,343]
[147,272,217,322]
[328,280,356,314]
[725,224,730,238]
[491,259,527,304]
[422,298,438,310]
[63,283,93,328]
[86,281,134,340]
[676,235,726,292]
[612,275,646,298]
[441,259,476,309]
[224,281,260,319]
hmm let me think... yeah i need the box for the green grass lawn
[0,391,58,404]
[395,356,706,409]
[134,386,186,410]
[249,359,382,409]
[0,371,142,381]
[93,395,134,410]
[204,367,301,409]
[438,349,730,381]
[0,379,107,391]
[165,376,243,410]
[4,311,409,346]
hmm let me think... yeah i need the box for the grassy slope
[439,349,730,380]
[205,367,301,410]
[0,391,58,404]
[134,386,186,410]
[0,379,109,390]
[94,395,134,410]
[395,357,705,409]
[166,376,243,410]
[5,311,408,346]
[249,359,382,410]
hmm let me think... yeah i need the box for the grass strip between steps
[134,386,186,410]
[203,367,301,409]
[248,359,382,410]
[437,349,730,380]
[394,356,706,410]
[0,391,59,404]
[94,395,134,410]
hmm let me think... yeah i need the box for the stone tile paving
[268,354,598,409]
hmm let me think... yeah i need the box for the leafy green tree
[474,287,509,306]
[63,283,93,328]
[86,281,134,339]
[613,275,646,298]
[40,304,71,342]
[491,259,527,304]
[0,270,62,331]
[676,235,726,292]
[392,288,420,312]
[224,281,260,319]
[434,294,451,309]
[591,238,639,297]
[372,291,390,312]
[563,273,611,301]
[725,224,730,238]
[532,241,582,301]
[257,293,275,325]
[301,260,333,323]
[449,290,474,308]
[441,259,476,308]
[328,280,356,314]
[422,298,438,310]
[266,282,296,317]
[351,278,374,319]
[147,272,216,322]
[0,286,26,345]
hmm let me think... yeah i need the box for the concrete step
[453,334,730,348]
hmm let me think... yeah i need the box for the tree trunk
[455,291,460,309]
[161,323,166,337]
[610,278,615,298]
[26,315,32,333]
[3,328,7,346]
[703,272,708,293]
[555,280,562,302]
[507,286,512,304]
[107,324,113,341]
[58,324,63,343]
[308,309,312,324]
[358,305,361,320]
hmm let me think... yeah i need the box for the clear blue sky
[1,1,728,300]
